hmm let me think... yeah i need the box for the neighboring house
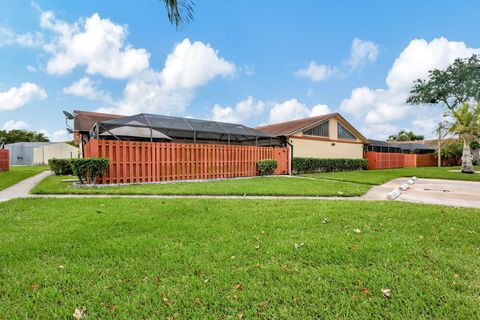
[256,113,368,159]
[366,139,437,154]
[6,142,79,165]
[73,110,125,156]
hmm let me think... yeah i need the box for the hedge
[48,158,73,175]
[69,158,109,184]
[292,157,368,174]
[257,159,278,176]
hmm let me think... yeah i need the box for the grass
[31,175,371,197]
[0,198,479,318]
[0,165,48,191]
[303,166,480,186]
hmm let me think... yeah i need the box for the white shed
[6,142,79,165]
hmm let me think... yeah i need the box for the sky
[1,0,480,141]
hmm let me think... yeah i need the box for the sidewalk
[0,171,52,202]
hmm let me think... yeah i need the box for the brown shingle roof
[256,113,335,136]
[73,110,125,132]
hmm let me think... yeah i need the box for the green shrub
[292,157,367,174]
[69,158,109,184]
[257,159,278,176]
[48,158,73,175]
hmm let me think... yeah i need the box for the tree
[406,54,480,173]
[0,129,49,145]
[387,130,424,142]
[162,0,195,28]
[446,103,480,173]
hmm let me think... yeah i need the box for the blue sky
[1,1,480,141]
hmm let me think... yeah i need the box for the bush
[69,158,109,184]
[48,158,73,175]
[292,157,367,174]
[257,159,278,176]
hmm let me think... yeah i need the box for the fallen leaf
[351,295,359,301]
[294,243,304,249]
[359,288,369,295]
[259,301,269,308]
[283,264,289,272]
[237,313,244,319]
[234,284,243,291]
[31,284,40,290]
[233,294,238,300]
[226,294,231,300]
[453,274,460,278]
[194,297,201,304]
[381,288,391,298]
[255,263,261,268]
[293,297,299,305]
[354,229,362,234]
[73,308,86,319]
[162,293,171,305]
[59,265,64,270]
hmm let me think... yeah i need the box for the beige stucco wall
[289,117,364,159]
[33,143,79,165]
[290,137,364,159]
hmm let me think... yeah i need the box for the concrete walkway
[0,171,52,202]
[1,171,480,209]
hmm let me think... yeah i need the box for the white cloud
[310,104,331,117]
[2,120,29,131]
[26,65,38,72]
[0,26,44,48]
[294,61,337,82]
[340,37,480,139]
[361,123,399,140]
[269,99,331,123]
[40,11,150,78]
[0,83,47,111]
[161,39,235,91]
[63,77,112,103]
[211,96,265,123]
[39,129,71,142]
[99,39,236,115]
[347,38,379,68]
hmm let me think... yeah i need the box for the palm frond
[162,0,195,29]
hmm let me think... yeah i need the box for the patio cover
[93,113,280,144]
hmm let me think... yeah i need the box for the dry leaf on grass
[381,288,391,298]
[294,243,304,249]
[73,308,86,319]
[354,228,362,234]
[234,284,243,291]
[453,273,460,278]
[259,301,269,308]
[194,297,201,304]
[162,293,171,305]
[359,287,369,295]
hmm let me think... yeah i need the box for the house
[256,113,368,159]
[5,142,79,165]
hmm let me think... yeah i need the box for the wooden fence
[0,149,9,172]
[84,140,290,184]
[365,151,436,170]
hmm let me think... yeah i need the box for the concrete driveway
[365,177,480,208]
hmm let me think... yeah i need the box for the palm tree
[162,0,195,28]
[447,103,480,173]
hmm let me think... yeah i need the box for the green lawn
[303,166,480,185]
[0,198,479,318]
[0,165,48,191]
[31,175,371,197]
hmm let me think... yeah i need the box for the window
[337,123,357,140]
[304,121,329,137]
